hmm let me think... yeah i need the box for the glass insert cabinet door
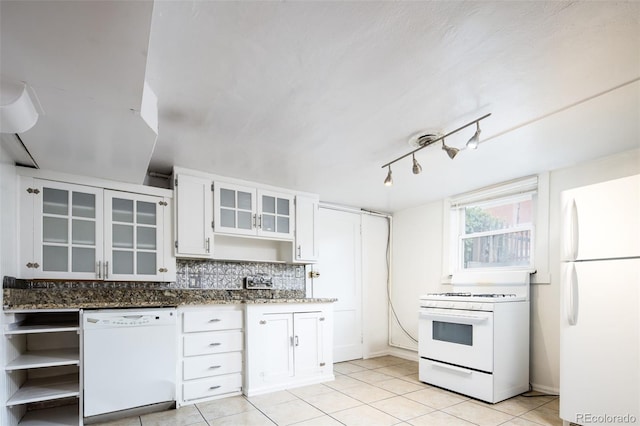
[257,191,294,239]
[32,180,104,279]
[214,183,257,236]
[104,190,164,279]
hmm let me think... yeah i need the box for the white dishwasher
[83,308,177,418]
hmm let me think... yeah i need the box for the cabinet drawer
[183,352,242,380]
[183,310,243,332]
[182,373,242,401]
[184,330,243,356]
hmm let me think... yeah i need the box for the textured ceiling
[2,1,639,212]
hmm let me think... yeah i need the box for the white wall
[0,144,17,286]
[389,148,640,392]
[389,199,444,352]
[0,142,18,426]
[361,214,390,358]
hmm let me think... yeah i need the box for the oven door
[419,307,493,373]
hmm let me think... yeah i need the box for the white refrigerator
[560,174,639,425]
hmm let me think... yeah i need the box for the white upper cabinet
[22,179,104,280]
[19,175,175,281]
[294,195,319,262]
[104,191,172,281]
[214,182,294,240]
[173,167,317,262]
[257,190,294,239]
[214,182,258,237]
[174,174,214,258]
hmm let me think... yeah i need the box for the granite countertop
[3,287,337,310]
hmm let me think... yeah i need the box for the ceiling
[1,1,639,212]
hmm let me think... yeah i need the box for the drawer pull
[209,385,221,390]
[209,365,221,369]
[209,342,222,346]
[209,318,221,322]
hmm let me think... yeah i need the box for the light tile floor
[95,356,561,426]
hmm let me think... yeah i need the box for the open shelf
[6,348,80,371]
[6,373,79,406]
[5,323,80,336]
[18,403,79,426]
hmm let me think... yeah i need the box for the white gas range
[418,271,530,403]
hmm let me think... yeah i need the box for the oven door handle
[419,312,490,324]
[429,360,472,375]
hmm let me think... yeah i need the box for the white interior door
[314,208,362,362]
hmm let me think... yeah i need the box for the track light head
[442,139,459,159]
[384,166,393,186]
[412,154,422,174]
[466,122,481,150]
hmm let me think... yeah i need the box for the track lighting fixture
[466,122,481,150]
[381,113,490,185]
[441,138,459,160]
[384,166,393,186]
[412,154,422,174]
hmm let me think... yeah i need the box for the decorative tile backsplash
[176,260,306,291]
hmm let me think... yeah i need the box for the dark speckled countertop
[3,287,337,310]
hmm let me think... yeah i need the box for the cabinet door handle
[209,342,221,346]
[252,214,257,229]
[209,385,221,390]
[259,320,266,325]
[97,261,102,279]
[158,268,168,273]
[33,262,39,269]
[205,237,211,253]
[295,336,299,347]
[258,214,262,229]
[209,365,221,369]
[209,318,221,322]
[104,261,109,279]
[290,336,294,347]
[297,245,301,257]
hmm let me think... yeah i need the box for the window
[449,176,537,272]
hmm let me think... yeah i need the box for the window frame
[445,176,539,275]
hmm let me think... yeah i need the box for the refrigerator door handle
[564,199,580,260]
[566,263,579,326]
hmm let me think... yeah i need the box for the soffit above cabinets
[0,1,156,184]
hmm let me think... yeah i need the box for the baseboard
[363,349,390,359]
[387,346,418,362]
[530,382,559,396]
[243,374,335,397]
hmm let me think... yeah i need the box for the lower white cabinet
[244,303,334,396]
[177,305,243,406]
